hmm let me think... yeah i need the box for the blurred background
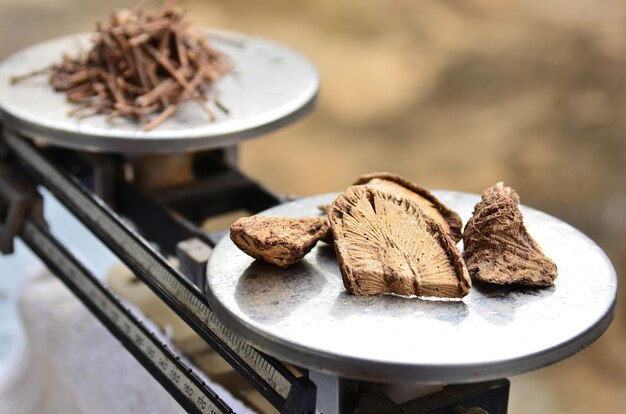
[0,0,624,412]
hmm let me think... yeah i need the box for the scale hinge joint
[0,160,44,254]
[282,375,317,414]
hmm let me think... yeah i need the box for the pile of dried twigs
[12,1,232,130]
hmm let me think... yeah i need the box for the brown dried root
[230,216,331,268]
[463,182,558,286]
[11,1,231,130]
[354,172,463,242]
[329,186,471,298]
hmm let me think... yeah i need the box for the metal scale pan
[206,191,618,384]
[0,30,319,153]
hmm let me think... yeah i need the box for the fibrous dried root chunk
[230,216,330,268]
[354,172,463,242]
[463,182,558,286]
[329,186,471,298]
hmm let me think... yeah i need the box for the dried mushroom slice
[354,172,463,242]
[463,182,558,286]
[329,186,471,298]
[230,216,330,268]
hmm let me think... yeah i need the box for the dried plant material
[316,204,335,244]
[463,182,558,286]
[354,172,463,242]
[230,216,330,268]
[318,204,330,215]
[329,186,471,298]
[11,1,231,130]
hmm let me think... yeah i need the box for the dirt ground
[0,0,624,412]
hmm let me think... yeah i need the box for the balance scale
[0,30,617,414]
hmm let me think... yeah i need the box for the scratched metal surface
[0,30,318,153]
[206,191,617,384]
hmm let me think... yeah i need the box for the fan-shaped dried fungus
[463,182,557,286]
[329,186,471,298]
[230,216,330,268]
[354,172,463,242]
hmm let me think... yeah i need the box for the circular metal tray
[206,191,617,384]
[0,30,318,153]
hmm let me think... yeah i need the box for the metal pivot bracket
[0,160,44,253]
[353,379,510,414]
[177,237,213,288]
[282,375,317,414]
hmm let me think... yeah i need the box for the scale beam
[2,130,313,412]
[20,217,234,414]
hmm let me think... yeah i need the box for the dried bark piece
[329,186,471,298]
[354,172,463,242]
[463,182,558,286]
[230,216,330,268]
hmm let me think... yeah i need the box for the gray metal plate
[206,191,617,384]
[0,30,318,153]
